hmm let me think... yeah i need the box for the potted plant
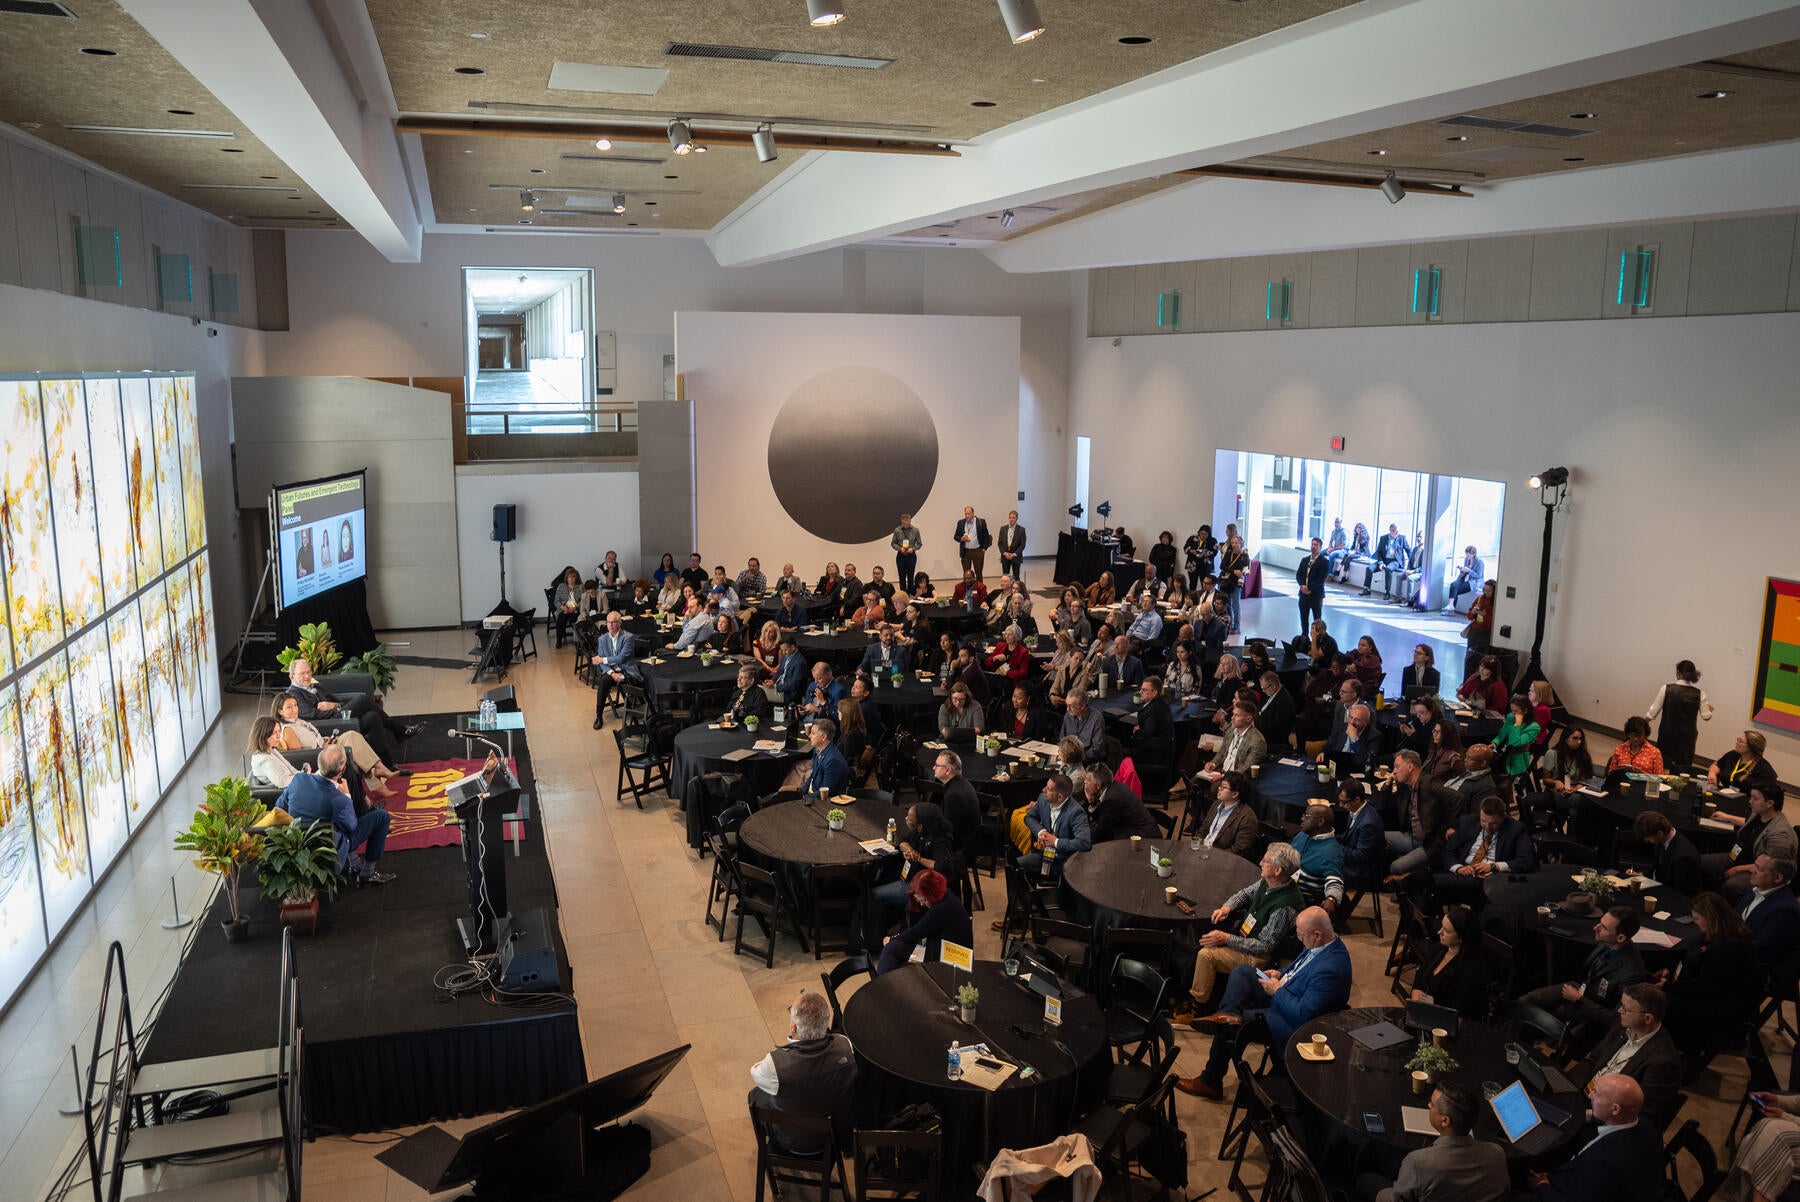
[256,820,341,936]
[1156,855,1174,879]
[826,808,846,831]
[984,736,1001,758]
[1576,870,1617,907]
[700,648,715,666]
[744,713,761,733]
[956,983,980,1023]
[1405,1039,1460,1083]
[275,621,343,674]
[173,777,266,943]
[343,641,398,693]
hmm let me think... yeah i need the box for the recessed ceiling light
[517,219,532,224]
[454,66,485,75]
[970,100,996,107]
[308,210,320,214]
[692,144,707,153]
[464,148,474,154]
[288,195,301,200]
[628,222,638,226]
[1563,156,1585,162]
[644,201,656,205]
[664,174,678,180]
[259,175,278,180]
[1031,78,1046,84]
[1367,148,1388,155]
[1445,135,1469,142]
[1568,112,1595,120]
[594,137,611,151]
[167,108,194,116]
[1117,35,1151,45]
[468,207,477,212]
[1697,90,1731,99]
[469,32,488,38]
[79,47,117,56]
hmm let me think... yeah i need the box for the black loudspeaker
[492,503,517,543]
[498,908,561,993]
[485,685,519,713]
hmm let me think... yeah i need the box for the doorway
[462,266,595,433]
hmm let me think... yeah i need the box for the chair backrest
[1107,957,1168,1025]
[850,788,896,803]
[1663,1118,1723,1202]
[822,955,874,1031]
[854,1128,941,1202]
[1480,930,1518,997]
[1534,834,1589,863]
[1105,926,1174,978]
[1271,1128,1332,1202]
[1493,998,1565,1053]
[750,1107,847,1192]
[1744,1029,1780,1096]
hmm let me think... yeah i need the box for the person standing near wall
[890,513,923,594]
[1646,659,1714,775]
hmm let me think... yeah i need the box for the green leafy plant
[343,642,397,693]
[276,621,343,674]
[955,983,980,1009]
[826,808,847,823]
[1158,856,1174,868]
[173,778,266,926]
[1406,1041,1460,1075]
[256,820,342,905]
[1577,870,1617,903]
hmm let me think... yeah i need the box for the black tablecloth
[669,722,806,801]
[843,961,1109,1183]
[1286,1006,1584,1163]
[740,798,910,867]
[917,743,1051,809]
[865,676,943,713]
[638,652,743,695]
[1577,785,1746,856]
[797,629,877,672]
[1062,839,1260,923]
[1249,759,1341,816]
[1485,867,1693,980]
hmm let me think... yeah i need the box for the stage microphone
[449,730,508,757]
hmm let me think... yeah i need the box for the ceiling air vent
[0,1,78,16]
[559,153,668,166]
[664,42,893,69]
[1437,114,1594,138]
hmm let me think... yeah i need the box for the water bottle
[1040,844,1055,877]
[947,1041,962,1081]
[886,818,897,845]
[479,698,495,729]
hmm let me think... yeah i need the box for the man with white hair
[1176,905,1351,1099]
[749,989,857,1154]
[274,743,394,885]
[1182,844,1306,1014]
[284,657,418,762]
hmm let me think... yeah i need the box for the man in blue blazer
[802,720,850,796]
[774,636,809,708]
[1740,855,1800,983]
[1425,797,1537,908]
[275,745,393,884]
[590,611,639,729]
[1019,774,1091,878]
[1177,907,1351,1099]
[1335,780,1387,888]
[858,626,911,678]
[1529,1075,1663,1202]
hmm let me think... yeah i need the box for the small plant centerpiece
[1156,855,1174,879]
[744,713,760,732]
[256,820,342,936]
[1406,1039,1460,1081]
[983,735,1002,758]
[956,983,980,1022]
[826,807,847,831]
[1576,870,1618,905]
[173,777,266,943]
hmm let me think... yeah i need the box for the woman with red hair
[875,869,974,975]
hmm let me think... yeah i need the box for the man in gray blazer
[1359,1080,1507,1202]
[997,510,1027,580]
[1192,772,1260,858]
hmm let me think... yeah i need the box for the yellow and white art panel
[2,381,63,664]
[68,623,128,876]
[20,651,91,935]
[0,686,47,995]
[42,378,104,635]
[107,599,159,822]
[120,377,163,588]
[84,378,138,610]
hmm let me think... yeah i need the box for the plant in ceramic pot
[744,714,760,732]
[173,777,266,943]
[826,808,846,831]
[256,819,341,936]
[1577,870,1617,905]
[956,983,980,1023]
[1405,1040,1459,1082]
[1156,855,1174,879]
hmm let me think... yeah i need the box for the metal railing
[463,402,638,436]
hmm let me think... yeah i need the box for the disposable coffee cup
[1311,1034,1328,1051]
[1250,763,1261,778]
[1164,886,1178,905]
[1131,835,1143,851]
[1411,1071,1431,1096]
[1644,895,1657,912]
[1536,905,1553,922]
[1432,1027,1449,1048]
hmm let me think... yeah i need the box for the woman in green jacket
[1491,696,1541,782]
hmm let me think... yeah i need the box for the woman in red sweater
[1457,654,1509,713]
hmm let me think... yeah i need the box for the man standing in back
[1296,536,1329,631]
[890,513,923,594]
[955,506,991,580]
[997,509,1027,581]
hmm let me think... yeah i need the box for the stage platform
[139,720,584,1134]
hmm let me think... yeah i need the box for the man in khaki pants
[1173,843,1304,1025]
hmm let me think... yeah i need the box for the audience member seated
[1131,675,1174,762]
[1705,784,1796,895]
[1738,855,1800,985]
[1176,906,1350,1099]
[734,557,766,598]
[1630,809,1702,895]
[1356,1080,1507,1202]
[1256,671,1297,751]
[1084,571,1116,611]
[815,562,842,600]
[590,611,640,729]
[929,750,982,853]
[1178,843,1304,1020]
[1337,780,1387,887]
[1336,522,1372,584]
[835,699,870,776]
[1455,655,1508,714]
[669,600,716,651]
[1125,592,1163,648]
[1348,635,1383,695]
[1490,696,1541,791]
[1378,750,1454,879]
[1059,690,1105,761]
[937,682,985,741]
[985,626,1031,680]
[1526,1075,1662,1202]
[1209,654,1247,712]
[1520,906,1647,1049]
[1388,533,1430,607]
[655,577,683,613]
[1209,702,1267,775]
[774,637,808,708]
[852,589,890,630]
[858,626,910,678]
[274,745,393,885]
[724,665,773,725]
[872,802,959,911]
[1320,703,1382,775]
[875,869,972,975]
[999,684,1052,742]
[1018,774,1090,880]
[771,563,805,597]
[752,621,783,679]
[951,646,992,708]
[1573,983,1682,1130]
[801,720,848,796]
[1443,546,1484,610]
[1440,744,1501,825]
[771,590,806,631]
[1099,635,1145,691]
[1399,643,1440,695]
[1163,642,1203,697]
[1291,805,1346,915]
[1048,647,1093,710]
[1657,890,1761,1050]
[621,578,656,615]
[271,694,396,797]
[1407,905,1492,1021]
[651,552,678,587]
[1710,729,1779,792]
[1421,796,1537,909]
[552,566,588,645]
[952,569,988,611]
[1605,715,1665,775]
[1718,1088,1800,1202]
[679,553,708,594]
[748,990,857,1155]
[1526,725,1593,825]
[800,662,847,722]
[912,571,936,601]
[1193,771,1259,857]
[1083,762,1161,844]
[284,657,417,763]
[1305,619,1341,669]
[849,677,881,743]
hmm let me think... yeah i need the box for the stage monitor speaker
[485,684,519,713]
[492,503,517,543]
[497,907,561,993]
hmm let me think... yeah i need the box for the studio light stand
[1519,466,1569,691]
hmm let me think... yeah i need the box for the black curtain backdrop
[279,576,378,657]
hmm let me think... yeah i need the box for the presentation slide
[273,471,368,610]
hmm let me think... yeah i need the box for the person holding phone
[1721,1089,1800,1202]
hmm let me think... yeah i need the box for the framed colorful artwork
[1753,577,1800,734]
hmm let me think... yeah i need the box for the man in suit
[1019,773,1091,878]
[1060,689,1106,760]
[1740,855,1800,984]
[858,626,911,678]
[1631,810,1702,896]
[955,506,991,580]
[1363,524,1408,596]
[1100,635,1146,691]
[1131,675,1174,765]
[285,657,415,761]
[1296,537,1330,630]
[1321,703,1382,776]
[1422,797,1537,908]
[1574,984,1682,1130]
[1389,531,1428,605]
[589,612,642,728]
[1336,780,1388,889]
[1257,671,1297,751]
[1521,906,1648,1043]
[800,661,847,721]
[1442,744,1503,822]
[1177,906,1351,1099]
[1529,1075,1663,1202]
[1192,771,1260,857]
[1085,763,1162,843]
[801,720,849,796]
[725,664,773,725]
[275,745,393,885]
[774,636,809,708]
[1209,702,1268,775]
[1380,750,1453,878]
[997,509,1027,580]
[1357,1080,1508,1202]
[930,750,982,852]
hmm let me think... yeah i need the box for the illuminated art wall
[0,372,218,1015]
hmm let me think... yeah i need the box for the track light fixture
[518,189,535,212]
[1379,170,1405,204]
[1528,467,1569,490]
[806,0,845,25]
[667,118,693,156]
[996,0,1045,43]
[594,137,611,151]
[1000,209,1016,228]
[611,192,627,214]
[752,122,778,163]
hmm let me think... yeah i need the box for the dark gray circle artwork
[766,366,939,543]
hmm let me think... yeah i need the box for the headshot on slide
[319,525,334,566]
[339,519,354,560]
[295,527,314,578]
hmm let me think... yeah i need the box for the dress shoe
[1194,1011,1242,1028]
[989,919,1007,933]
[402,722,427,739]
[357,869,396,886]
[593,717,604,730]
[1174,1076,1222,1100]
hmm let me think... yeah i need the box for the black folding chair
[821,955,874,1033]
[750,1108,849,1202]
[853,1128,940,1202]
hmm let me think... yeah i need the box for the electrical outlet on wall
[1505,586,1516,599]
[1498,625,1511,638]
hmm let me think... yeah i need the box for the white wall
[266,232,1076,541]
[453,464,641,622]
[1068,287,1800,779]
[678,311,1020,582]
[0,280,265,649]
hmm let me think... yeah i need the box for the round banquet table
[619,616,664,644]
[916,742,1050,809]
[1485,865,1693,980]
[1224,645,1311,692]
[668,721,806,803]
[739,797,910,868]
[1249,759,1343,817]
[1574,784,1746,860]
[920,603,989,636]
[865,676,944,724]
[637,651,743,695]
[1286,1006,1585,1163]
[755,594,837,620]
[842,960,1109,1185]
[796,628,876,671]
[1062,839,1261,924]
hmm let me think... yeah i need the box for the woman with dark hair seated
[1655,891,1760,1048]
[551,565,586,646]
[1606,715,1665,775]
[1456,655,1509,714]
[876,868,972,974]
[1523,725,1594,827]
[1709,729,1779,793]
[1409,905,1492,1021]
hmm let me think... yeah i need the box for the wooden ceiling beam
[396,118,960,157]
[1182,165,1473,197]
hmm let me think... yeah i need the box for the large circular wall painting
[766,366,939,543]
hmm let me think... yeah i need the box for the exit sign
[1330,436,1346,452]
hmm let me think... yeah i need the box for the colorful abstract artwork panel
[42,379,104,635]
[1754,578,1800,735]
[84,378,138,610]
[120,377,163,587]
[20,651,91,934]
[2,380,64,664]
[0,685,47,988]
[139,577,188,790]
[150,376,187,568]
[191,552,219,725]
[174,376,205,557]
[108,599,159,822]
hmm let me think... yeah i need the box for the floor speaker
[497,908,560,993]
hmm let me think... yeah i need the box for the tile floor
[0,566,1769,1201]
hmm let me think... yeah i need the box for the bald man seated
[1529,1074,1664,1202]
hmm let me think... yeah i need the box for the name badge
[1044,995,1063,1027]
[1240,914,1257,936]
[1730,844,1743,862]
